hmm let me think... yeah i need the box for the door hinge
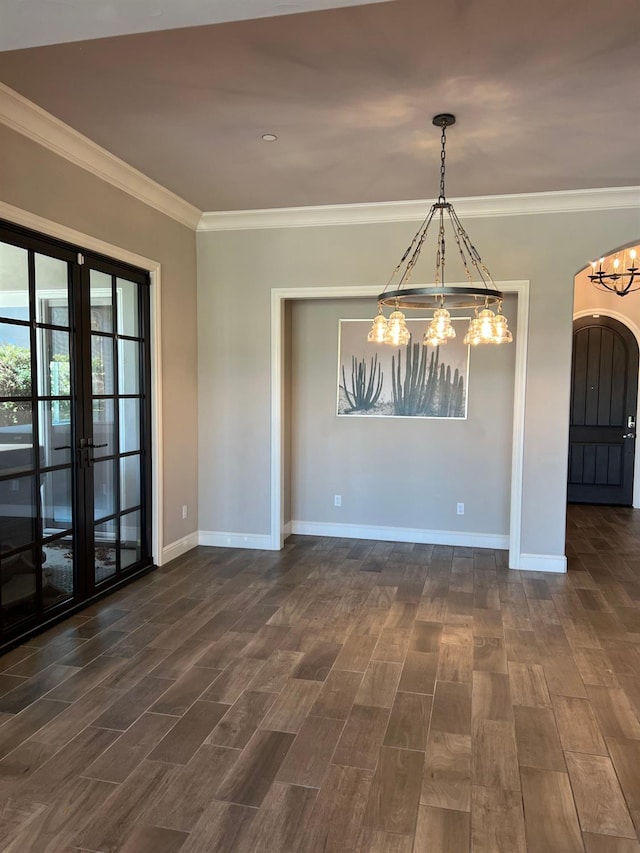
[77,252,85,265]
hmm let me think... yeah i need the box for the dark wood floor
[0,505,639,851]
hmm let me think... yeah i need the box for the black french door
[0,220,153,648]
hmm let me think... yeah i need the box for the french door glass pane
[0,242,29,315]
[37,328,70,398]
[90,271,113,333]
[39,400,72,467]
[35,253,69,325]
[0,405,34,475]
[95,519,117,582]
[118,339,140,394]
[0,322,31,401]
[119,399,140,453]
[42,468,73,533]
[93,459,116,521]
[120,455,140,511]
[93,399,115,459]
[121,510,141,569]
[117,278,139,337]
[92,335,114,394]
[0,474,37,554]
[2,547,36,627]
[42,535,74,608]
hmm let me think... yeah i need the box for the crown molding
[0,82,201,230]
[2,80,635,235]
[198,186,640,232]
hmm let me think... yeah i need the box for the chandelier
[589,247,639,296]
[368,114,512,347]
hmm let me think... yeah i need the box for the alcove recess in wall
[283,293,517,548]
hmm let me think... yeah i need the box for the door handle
[623,433,636,439]
[77,438,108,467]
[53,445,72,450]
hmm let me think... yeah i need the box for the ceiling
[0,0,639,213]
[0,0,392,51]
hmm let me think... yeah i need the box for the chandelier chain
[451,220,474,284]
[439,123,447,201]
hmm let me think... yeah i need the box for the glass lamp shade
[463,307,513,345]
[367,312,388,343]
[423,307,456,347]
[463,318,478,346]
[384,310,411,346]
[492,312,513,344]
[478,308,496,342]
[464,308,495,346]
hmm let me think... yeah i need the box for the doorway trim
[0,199,164,565]
[271,280,530,569]
[573,308,640,508]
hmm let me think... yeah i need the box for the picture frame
[337,318,470,419]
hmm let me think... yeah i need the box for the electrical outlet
[182,505,188,519]
[457,502,464,515]
[334,495,342,507]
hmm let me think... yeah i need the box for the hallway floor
[0,506,639,851]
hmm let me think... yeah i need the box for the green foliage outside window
[0,343,32,426]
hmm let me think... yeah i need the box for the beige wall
[197,208,639,559]
[0,124,199,552]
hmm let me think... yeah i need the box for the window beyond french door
[0,221,153,647]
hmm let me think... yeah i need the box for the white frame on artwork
[336,317,471,419]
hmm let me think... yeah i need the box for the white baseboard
[160,531,199,566]
[289,520,509,550]
[198,530,275,550]
[161,527,565,573]
[517,553,568,573]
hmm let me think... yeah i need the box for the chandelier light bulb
[613,258,620,269]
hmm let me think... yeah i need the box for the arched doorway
[568,314,638,505]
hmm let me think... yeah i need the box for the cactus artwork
[390,339,465,417]
[341,354,383,412]
[337,319,468,418]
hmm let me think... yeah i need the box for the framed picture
[337,318,469,418]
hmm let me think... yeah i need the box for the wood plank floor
[0,503,640,851]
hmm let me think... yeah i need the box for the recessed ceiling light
[262,134,278,142]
